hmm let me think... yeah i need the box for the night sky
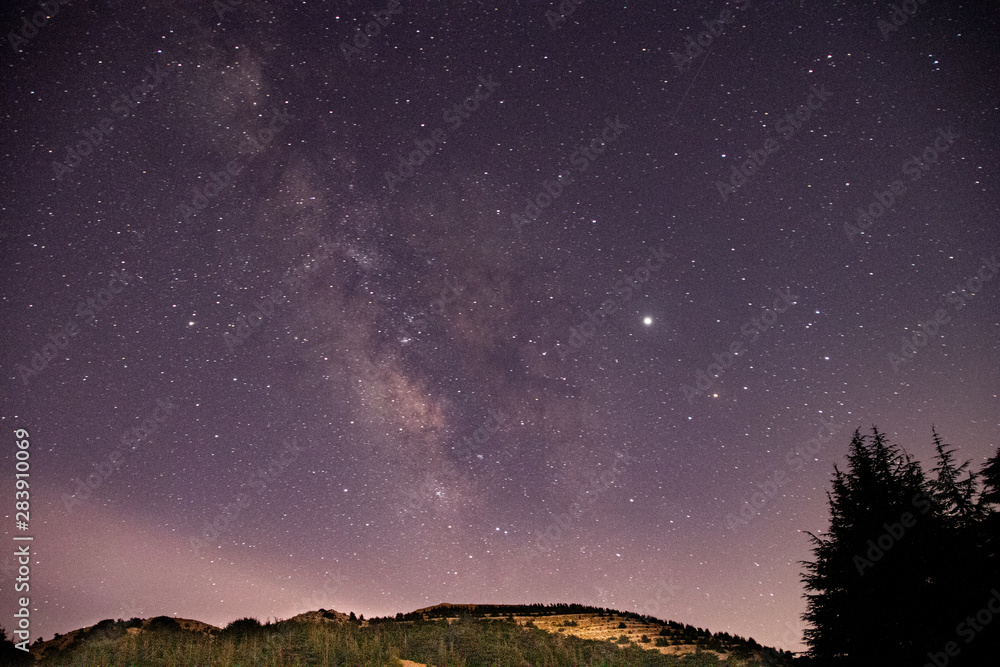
[2,0,998,654]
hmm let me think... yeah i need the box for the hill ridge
[24,602,795,665]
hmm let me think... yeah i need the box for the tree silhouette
[929,427,981,527]
[979,449,1000,579]
[0,626,30,665]
[801,426,1000,666]
[801,427,943,664]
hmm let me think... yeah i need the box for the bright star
[643,316,653,326]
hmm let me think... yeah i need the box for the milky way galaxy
[1,0,998,654]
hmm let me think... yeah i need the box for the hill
[18,603,794,665]
[27,615,218,663]
[391,603,790,663]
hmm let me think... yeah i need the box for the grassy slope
[28,606,791,666]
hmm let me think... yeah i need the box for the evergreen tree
[928,427,981,527]
[979,449,1000,576]
[801,427,943,665]
[977,448,1000,564]
[964,449,1000,663]
[979,449,1000,509]
[802,426,1000,666]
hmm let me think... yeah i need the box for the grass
[34,615,788,667]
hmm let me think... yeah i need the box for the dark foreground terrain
[7,603,794,666]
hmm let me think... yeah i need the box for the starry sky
[1,0,998,654]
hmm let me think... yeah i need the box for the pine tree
[977,447,1000,568]
[801,427,943,665]
[965,449,1000,663]
[928,427,981,526]
[979,449,1000,509]
[979,449,1000,568]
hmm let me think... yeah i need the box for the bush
[617,622,627,629]
[640,634,650,643]
[616,634,630,644]
[655,637,669,647]
[146,616,182,632]
[221,617,265,638]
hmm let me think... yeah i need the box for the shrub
[655,637,669,647]
[221,617,265,638]
[640,634,650,643]
[616,634,630,644]
[617,622,627,629]
[146,616,182,632]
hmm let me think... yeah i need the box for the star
[5,2,990,656]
